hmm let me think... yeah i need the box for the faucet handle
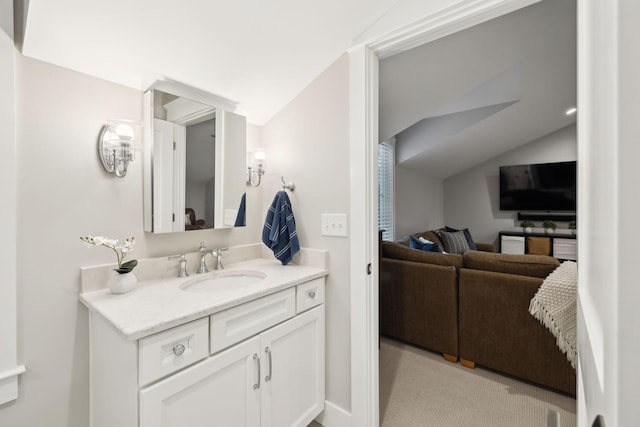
[168,254,189,278]
[213,248,228,270]
[199,242,206,251]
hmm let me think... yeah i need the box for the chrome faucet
[197,242,214,274]
[212,248,228,270]
[168,254,189,278]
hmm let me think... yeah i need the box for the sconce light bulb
[253,149,266,163]
[115,123,135,141]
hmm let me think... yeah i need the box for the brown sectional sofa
[380,230,494,361]
[380,230,576,395]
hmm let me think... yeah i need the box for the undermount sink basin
[180,270,267,293]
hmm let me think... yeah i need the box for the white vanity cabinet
[139,305,324,427]
[88,277,325,427]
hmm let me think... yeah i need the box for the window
[378,139,395,241]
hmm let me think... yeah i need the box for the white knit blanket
[529,261,577,369]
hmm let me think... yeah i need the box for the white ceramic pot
[106,271,137,294]
[523,227,532,233]
[544,228,555,234]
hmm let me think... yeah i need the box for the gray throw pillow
[436,230,471,254]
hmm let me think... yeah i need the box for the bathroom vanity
[80,255,327,427]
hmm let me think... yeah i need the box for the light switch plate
[321,213,348,237]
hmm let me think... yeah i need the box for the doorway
[348,0,579,426]
[376,0,577,425]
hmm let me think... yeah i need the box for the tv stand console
[499,231,577,261]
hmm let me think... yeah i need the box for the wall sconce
[246,148,266,187]
[98,119,142,178]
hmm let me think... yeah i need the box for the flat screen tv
[499,161,576,211]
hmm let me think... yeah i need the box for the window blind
[378,139,395,241]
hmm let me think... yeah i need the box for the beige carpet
[379,338,576,427]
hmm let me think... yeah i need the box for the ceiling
[379,0,576,178]
[20,0,399,125]
[19,0,575,175]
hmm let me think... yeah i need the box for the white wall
[260,54,352,412]
[0,0,19,406]
[394,166,444,240]
[0,54,262,427]
[443,124,576,244]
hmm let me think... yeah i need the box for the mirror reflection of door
[152,115,214,231]
[152,119,179,233]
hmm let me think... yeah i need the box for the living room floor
[379,337,576,427]
[309,337,575,427]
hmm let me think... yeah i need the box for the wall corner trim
[315,400,352,427]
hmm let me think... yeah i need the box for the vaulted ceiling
[379,0,576,178]
[19,0,399,125]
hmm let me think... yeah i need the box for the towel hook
[281,176,295,192]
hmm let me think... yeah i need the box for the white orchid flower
[80,234,138,274]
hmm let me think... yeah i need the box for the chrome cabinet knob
[173,344,186,356]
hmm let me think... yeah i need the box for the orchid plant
[80,235,138,274]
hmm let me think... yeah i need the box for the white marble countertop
[80,258,328,341]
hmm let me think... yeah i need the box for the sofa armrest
[380,258,459,356]
[475,242,496,252]
[458,268,575,394]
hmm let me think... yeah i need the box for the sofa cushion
[409,235,441,252]
[463,250,560,278]
[382,241,463,269]
[436,230,471,254]
[445,226,477,250]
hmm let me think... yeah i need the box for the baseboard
[315,400,352,427]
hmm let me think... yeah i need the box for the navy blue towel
[262,191,300,265]
[234,192,246,227]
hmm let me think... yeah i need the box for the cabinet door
[553,238,577,260]
[140,336,261,427]
[501,235,525,254]
[260,305,325,427]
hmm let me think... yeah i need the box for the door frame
[348,1,544,425]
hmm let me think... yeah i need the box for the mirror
[143,85,247,233]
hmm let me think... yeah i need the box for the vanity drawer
[138,317,209,387]
[210,288,296,354]
[296,277,325,314]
